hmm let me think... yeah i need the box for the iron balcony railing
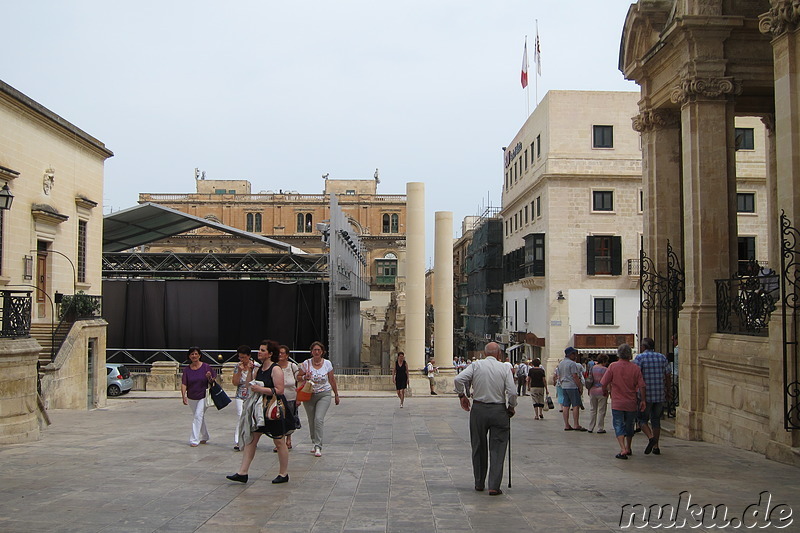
[716,273,778,337]
[0,290,32,338]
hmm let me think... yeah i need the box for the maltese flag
[534,31,541,75]
[521,40,529,89]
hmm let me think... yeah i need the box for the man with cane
[454,342,517,496]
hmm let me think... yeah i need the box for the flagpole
[535,20,539,108]
[525,35,530,117]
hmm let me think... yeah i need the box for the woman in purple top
[180,346,216,447]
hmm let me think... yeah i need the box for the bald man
[454,342,517,496]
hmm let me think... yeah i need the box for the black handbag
[209,381,231,410]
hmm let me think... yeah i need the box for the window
[530,142,535,163]
[214,189,226,194]
[524,233,545,276]
[594,298,614,325]
[77,220,87,283]
[375,259,398,285]
[524,151,528,169]
[246,213,254,232]
[391,214,399,233]
[254,213,262,232]
[296,213,313,233]
[593,125,614,148]
[536,135,541,158]
[524,205,528,224]
[346,189,356,195]
[593,190,614,211]
[737,193,755,213]
[735,128,755,151]
[639,189,644,213]
[536,196,541,218]
[587,235,622,275]
[524,298,528,322]
[737,236,756,274]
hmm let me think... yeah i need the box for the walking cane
[507,412,512,488]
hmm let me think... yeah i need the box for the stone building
[619,0,798,464]
[138,175,406,364]
[0,79,112,442]
[500,91,644,371]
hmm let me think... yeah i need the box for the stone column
[405,182,426,372]
[759,9,800,460]
[672,77,739,440]
[434,211,454,371]
[0,338,43,443]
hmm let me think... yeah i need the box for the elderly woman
[299,341,340,457]
[226,340,290,483]
[600,344,646,459]
[231,345,258,451]
[180,346,216,447]
[274,345,300,451]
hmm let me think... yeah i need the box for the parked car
[106,364,133,397]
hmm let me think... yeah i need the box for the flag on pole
[521,39,529,89]
[534,30,541,75]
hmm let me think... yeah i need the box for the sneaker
[272,474,289,484]
[226,473,248,483]
[431,391,438,395]
[314,449,322,457]
[233,445,240,451]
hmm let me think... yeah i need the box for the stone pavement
[1,394,799,532]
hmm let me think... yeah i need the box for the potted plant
[58,291,100,320]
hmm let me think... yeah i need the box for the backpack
[516,364,527,378]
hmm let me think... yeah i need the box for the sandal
[575,426,588,431]
[615,453,628,460]
[564,426,574,431]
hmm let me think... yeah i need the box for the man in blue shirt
[635,337,672,455]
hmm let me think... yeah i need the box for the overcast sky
[3,1,638,262]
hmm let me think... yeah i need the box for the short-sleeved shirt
[634,350,669,403]
[181,363,216,400]
[527,367,546,388]
[557,358,582,389]
[600,359,645,412]
[304,359,334,393]
[233,362,261,400]
[589,365,607,397]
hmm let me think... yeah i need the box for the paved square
[1,394,798,532]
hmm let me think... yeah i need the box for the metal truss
[102,251,327,280]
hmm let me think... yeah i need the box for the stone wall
[0,337,43,443]
[40,319,107,410]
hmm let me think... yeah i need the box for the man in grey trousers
[454,342,517,496]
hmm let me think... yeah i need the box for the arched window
[246,213,254,232]
[391,214,399,233]
[254,213,262,233]
[297,213,305,233]
[382,214,390,233]
[305,213,313,233]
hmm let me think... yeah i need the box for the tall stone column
[0,338,43,443]
[406,182,426,372]
[672,78,739,440]
[434,211,454,370]
[760,8,800,460]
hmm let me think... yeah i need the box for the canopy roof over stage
[103,202,306,254]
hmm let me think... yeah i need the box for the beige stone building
[619,0,798,464]
[0,79,112,442]
[139,175,406,365]
[500,91,644,371]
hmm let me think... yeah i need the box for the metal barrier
[716,273,778,337]
[0,290,32,338]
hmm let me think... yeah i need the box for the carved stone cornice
[670,76,742,105]
[759,0,800,38]
[631,109,681,132]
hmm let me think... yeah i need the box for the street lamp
[0,183,14,210]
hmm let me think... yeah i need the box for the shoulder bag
[264,394,286,420]
[209,380,231,410]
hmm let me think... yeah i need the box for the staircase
[30,322,71,376]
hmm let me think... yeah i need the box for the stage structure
[323,194,370,368]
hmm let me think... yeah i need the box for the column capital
[759,1,800,38]
[761,113,776,134]
[632,108,681,132]
[670,75,741,105]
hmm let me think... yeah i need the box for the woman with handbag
[299,341,340,457]
[231,345,259,451]
[226,340,290,484]
[392,351,409,408]
[180,346,216,447]
[273,345,300,452]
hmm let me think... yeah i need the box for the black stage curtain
[104,280,327,352]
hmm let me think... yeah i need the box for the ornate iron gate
[780,212,800,430]
[639,240,685,417]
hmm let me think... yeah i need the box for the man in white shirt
[454,342,517,496]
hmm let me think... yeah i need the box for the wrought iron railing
[716,273,778,337]
[780,212,800,430]
[0,290,32,338]
[627,258,640,276]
